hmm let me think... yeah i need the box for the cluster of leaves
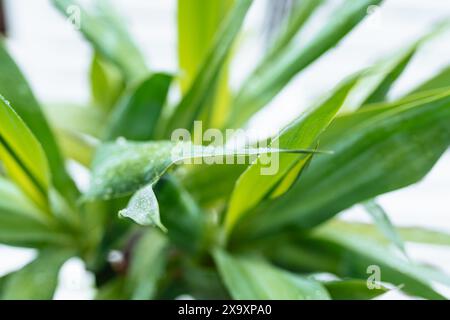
[1,0,450,300]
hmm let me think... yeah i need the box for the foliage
[0,0,449,300]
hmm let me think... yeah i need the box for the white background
[0,0,449,299]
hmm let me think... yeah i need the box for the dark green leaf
[104,73,172,141]
[323,279,388,300]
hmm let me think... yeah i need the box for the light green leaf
[0,40,77,204]
[345,46,418,110]
[238,89,450,237]
[86,140,320,200]
[178,0,234,93]
[264,0,323,64]
[90,52,125,112]
[225,77,357,234]
[164,0,252,135]
[310,225,449,299]
[363,199,407,256]
[408,65,450,96]
[228,0,383,128]
[1,250,72,300]
[126,230,168,299]
[213,250,330,300]
[52,0,148,82]
[119,184,166,231]
[104,73,172,141]
[323,279,388,300]
[0,95,50,210]
[0,177,71,248]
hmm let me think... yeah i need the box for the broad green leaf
[228,0,383,128]
[0,177,71,248]
[164,0,252,135]
[225,78,357,234]
[213,250,330,300]
[408,65,450,96]
[95,278,127,300]
[90,52,125,112]
[119,184,166,231]
[0,40,77,203]
[126,230,168,299]
[238,89,450,237]
[86,140,320,200]
[323,279,388,300]
[104,73,172,141]
[0,95,50,210]
[52,0,148,82]
[363,200,407,255]
[1,250,72,300]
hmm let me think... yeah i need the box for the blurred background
[0,0,449,299]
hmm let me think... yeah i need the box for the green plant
[0,0,450,300]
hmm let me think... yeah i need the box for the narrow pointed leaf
[0,40,77,203]
[0,95,50,209]
[52,0,148,82]
[228,0,383,127]
[238,89,450,237]
[90,52,125,111]
[104,73,172,141]
[164,0,252,134]
[213,250,330,300]
[408,65,450,96]
[323,279,388,300]
[364,199,407,255]
[225,78,357,234]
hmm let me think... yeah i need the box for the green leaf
[0,95,50,210]
[323,279,388,300]
[225,77,357,234]
[126,230,168,299]
[119,184,166,231]
[90,52,125,112]
[1,250,72,300]
[86,140,320,200]
[178,0,234,93]
[0,177,71,248]
[104,73,172,141]
[363,199,407,255]
[228,0,383,128]
[345,46,418,109]
[309,225,449,299]
[164,0,252,135]
[263,0,323,65]
[408,65,450,96]
[52,0,148,82]
[238,89,450,237]
[213,250,330,300]
[0,40,78,204]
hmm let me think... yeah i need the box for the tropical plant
[0,0,450,300]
